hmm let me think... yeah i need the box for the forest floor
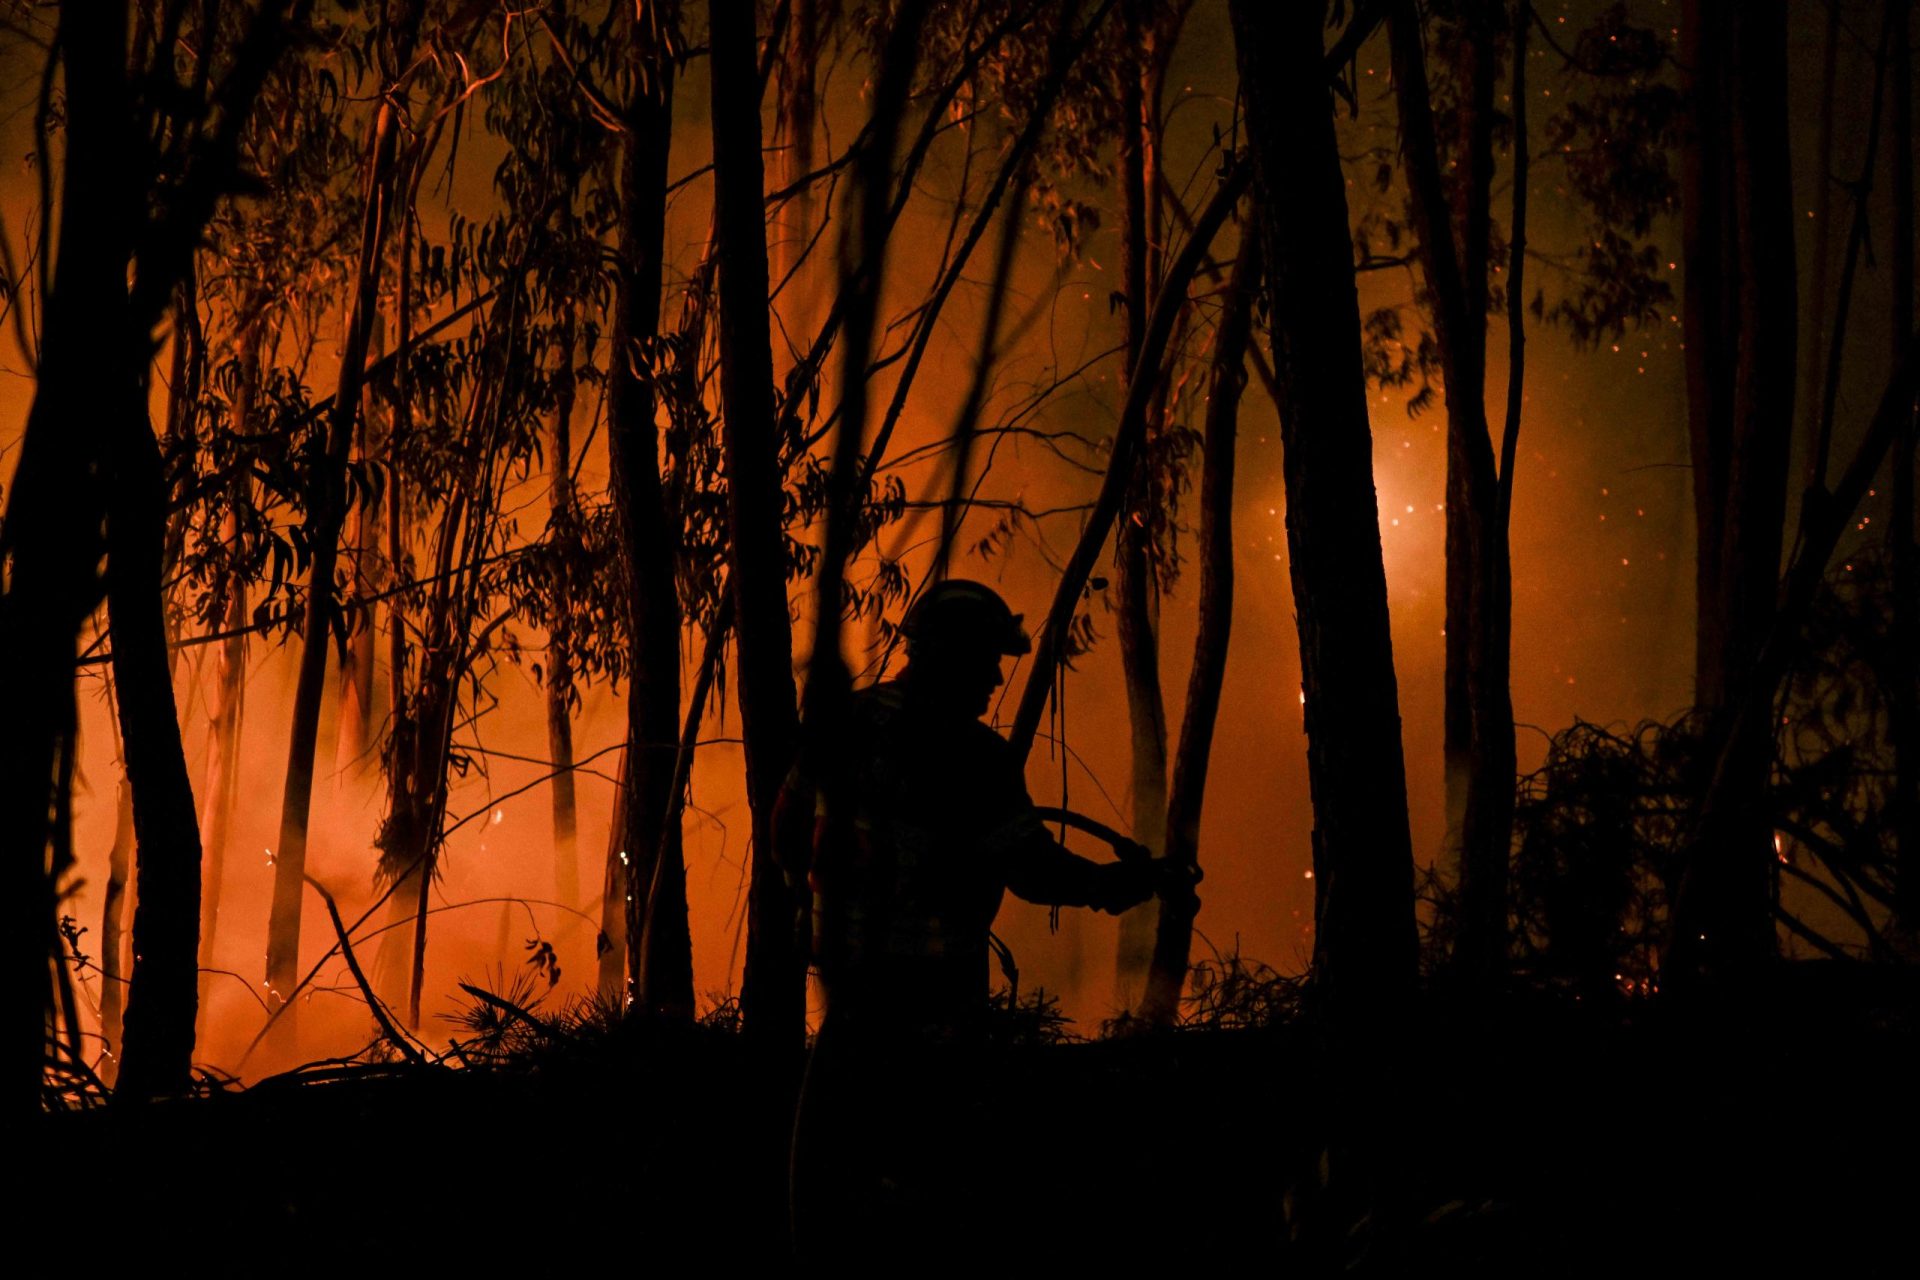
[17,966,1920,1275]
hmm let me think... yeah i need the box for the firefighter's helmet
[900,579,1031,657]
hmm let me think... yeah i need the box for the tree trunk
[1669,0,1798,982]
[1137,218,1259,1025]
[264,53,412,1035]
[1113,0,1172,1011]
[1230,0,1417,1015]
[1010,164,1250,762]
[0,0,132,1117]
[773,0,822,346]
[195,526,247,1032]
[1389,0,1513,987]
[606,14,692,1016]
[335,320,386,777]
[545,320,581,915]
[197,328,261,1034]
[98,772,136,1082]
[1887,0,1918,931]
[597,763,629,999]
[110,374,205,1099]
[711,0,804,1045]
[1798,0,1844,466]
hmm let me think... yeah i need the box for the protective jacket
[777,680,1137,1030]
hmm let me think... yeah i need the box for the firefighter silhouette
[781,579,1198,1257]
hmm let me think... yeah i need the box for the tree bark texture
[1230,0,1418,1015]
[1670,0,1798,980]
[711,0,804,1045]
[608,17,692,1016]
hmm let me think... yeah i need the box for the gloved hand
[1094,859,1155,914]
[1151,858,1202,911]
[1093,855,1202,914]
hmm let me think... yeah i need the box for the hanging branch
[1007,160,1249,763]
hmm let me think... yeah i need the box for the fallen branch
[305,874,428,1066]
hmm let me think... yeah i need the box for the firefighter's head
[899,579,1031,718]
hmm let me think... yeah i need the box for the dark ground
[13,969,1920,1275]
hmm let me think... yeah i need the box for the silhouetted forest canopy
[2,0,1917,1268]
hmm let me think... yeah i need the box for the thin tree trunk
[1114,0,1171,1011]
[711,0,804,1046]
[264,40,413,1033]
[1888,0,1918,929]
[1488,0,1530,965]
[1009,165,1251,763]
[335,319,386,776]
[1137,218,1258,1026]
[198,325,262,1031]
[1799,0,1844,481]
[98,771,136,1082]
[545,319,581,914]
[1669,0,1798,983]
[1389,0,1512,987]
[597,761,629,999]
[606,11,691,1016]
[110,361,205,1099]
[773,0,821,346]
[195,527,247,1031]
[1230,0,1417,1015]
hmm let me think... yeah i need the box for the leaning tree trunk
[1230,0,1417,1016]
[710,0,804,1047]
[1668,0,1797,983]
[264,59,412,1035]
[1137,218,1259,1026]
[606,17,692,1016]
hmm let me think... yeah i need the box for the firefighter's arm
[1001,817,1156,914]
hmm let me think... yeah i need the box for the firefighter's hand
[1092,860,1154,914]
[1152,858,1202,911]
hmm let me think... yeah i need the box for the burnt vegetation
[3,0,1920,1268]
